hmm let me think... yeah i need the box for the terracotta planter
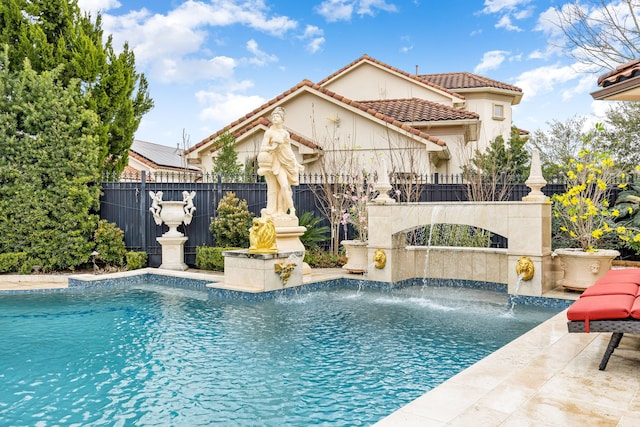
[555,248,620,291]
[341,240,369,273]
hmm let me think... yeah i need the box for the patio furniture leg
[599,332,624,371]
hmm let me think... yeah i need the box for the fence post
[140,171,147,253]
[217,172,223,204]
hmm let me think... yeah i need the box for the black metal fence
[99,171,570,267]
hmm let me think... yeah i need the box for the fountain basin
[222,250,305,291]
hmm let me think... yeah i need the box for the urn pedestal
[157,236,189,271]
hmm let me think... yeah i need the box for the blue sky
[77,0,622,147]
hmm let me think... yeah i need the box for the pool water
[0,284,559,426]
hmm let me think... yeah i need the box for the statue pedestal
[272,217,306,252]
[157,236,188,271]
[223,250,305,291]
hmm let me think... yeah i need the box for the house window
[492,104,505,120]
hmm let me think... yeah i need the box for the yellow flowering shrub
[551,125,626,252]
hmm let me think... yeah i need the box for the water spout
[505,272,525,316]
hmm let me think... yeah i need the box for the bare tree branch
[554,0,640,71]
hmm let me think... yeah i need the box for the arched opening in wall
[402,224,507,249]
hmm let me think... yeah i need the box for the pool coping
[0,267,576,310]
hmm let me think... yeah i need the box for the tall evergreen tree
[0,52,101,270]
[468,126,530,178]
[0,0,153,174]
[463,126,530,201]
[213,130,243,176]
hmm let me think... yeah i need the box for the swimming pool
[0,284,559,426]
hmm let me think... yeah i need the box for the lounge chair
[566,268,640,370]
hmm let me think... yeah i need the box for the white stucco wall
[323,62,456,105]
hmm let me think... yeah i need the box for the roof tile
[420,72,522,93]
[358,98,479,122]
[597,59,640,87]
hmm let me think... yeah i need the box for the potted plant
[552,124,622,290]
[340,171,376,273]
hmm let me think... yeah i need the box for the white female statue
[256,107,304,220]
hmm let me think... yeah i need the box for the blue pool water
[0,284,559,426]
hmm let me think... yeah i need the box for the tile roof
[358,98,479,122]
[317,54,465,100]
[187,79,448,154]
[596,59,640,87]
[419,72,522,93]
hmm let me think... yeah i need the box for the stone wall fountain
[149,191,196,271]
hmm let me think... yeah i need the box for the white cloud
[561,74,595,101]
[302,25,323,38]
[197,90,266,126]
[357,0,398,16]
[400,44,413,53]
[399,35,413,53]
[513,64,579,98]
[77,0,121,14]
[495,15,522,31]
[245,39,278,66]
[590,100,615,120]
[307,37,326,53]
[480,0,533,33]
[534,6,564,39]
[95,0,297,83]
[300,25,325,53]
[315,0,397,22]
[474,50,509,74]
[528,49,544,60]
[152,56,236,83]
[481,0,532,14]
[315,0,354,22]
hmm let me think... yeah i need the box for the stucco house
[185,55,523,178]
[124,139,200,181]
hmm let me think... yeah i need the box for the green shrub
[18,257,41,275]
[196,246,238,271]
[209,192,253,248]
[0,252,27,273]
[94,220,127,266]
[426,224,492,247]
[303,249,346,268]
[299,211,330,250]
[0,60,101,272]
[126,251,147,270]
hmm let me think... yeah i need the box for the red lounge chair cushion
[595,269,640,286]
[581,282,640,297]
[567,294,635,332]
[631,298,640,319]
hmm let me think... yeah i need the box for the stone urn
[555,248,620,291]
[149,191,196,271]
[159,200,188,237]
[341,240,369,274]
